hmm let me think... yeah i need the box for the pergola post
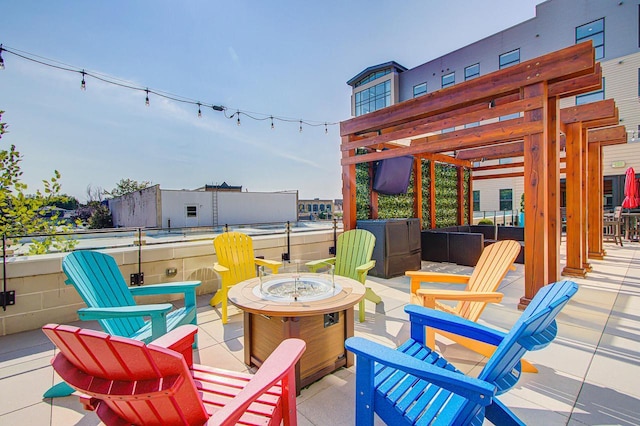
[457,167,465,225]
[430,161,436,229]
[520,81,549,309]
[342,138,357,230]
[580,128,592,272]
[562,122,587,277]
[414,157,423,226]
[588,141,605,259]
[546,96,561,283]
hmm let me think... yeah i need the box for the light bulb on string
[271,116,274,130]
[325,123,328,134]
[299,120,303,133]
[197,103,202,118]
[80,70,86,90]
[236,111,241,126]
[145,89,150,106]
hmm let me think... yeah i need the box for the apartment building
[347,0,640,213]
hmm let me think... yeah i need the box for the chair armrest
[406,271,471,284]
[149,325,198,367]
[345,336,494,405]
[214,263,229,274]
[78,305,172,339]
[128,281,201,296]
[406,271,471,295]
[255,258,282,273]
[77,304,173,319]
[405,304,506,346]
[355,260,376,284]
[306,257,336,272]
[209,338,306,425]
[415,289,503,304]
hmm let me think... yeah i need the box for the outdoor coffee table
[228,270,365,394]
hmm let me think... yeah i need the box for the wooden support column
[580,128,592,272]
[562,122,587,278]
[457,166,465,225]
[588,141,605,259]
[414,157,423,227]
[342,143,357,231]
[546,96,561,283]
[520,82,549,310]
[430,160,436,229]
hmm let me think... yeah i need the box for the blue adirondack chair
[345,280,578,425]
[44,250,200,398]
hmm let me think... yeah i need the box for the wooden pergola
[340,42,622,306]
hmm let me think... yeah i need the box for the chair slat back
[43,323,209,426]
[478,280,578,394]
[214,232,258,285]
[458,240,521,320]
[334,229,375,283]
[63,251,145,337]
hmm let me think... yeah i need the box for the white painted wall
[160,190,214,228]
[218,191,297,225]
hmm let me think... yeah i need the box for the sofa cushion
[496,226,524,242]
[469,225,497,241]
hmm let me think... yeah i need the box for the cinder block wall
[0,230,336,336]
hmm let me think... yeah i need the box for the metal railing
[1,219,342,310]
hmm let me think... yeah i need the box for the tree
[0,110,78,254]
[105,178,152,198]
[88,204,113,229]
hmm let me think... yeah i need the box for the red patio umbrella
[622,167,639,209]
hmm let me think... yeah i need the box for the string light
[0,44,339,133]
[325,123,328,134]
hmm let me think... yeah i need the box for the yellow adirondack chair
[406,239,538,372]
[209,232,282,324]
[307,229,379,322]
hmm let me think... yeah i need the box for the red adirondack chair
[43,323,305,426]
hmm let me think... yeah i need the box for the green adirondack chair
[44,250,200,398]
[307,229,379,322]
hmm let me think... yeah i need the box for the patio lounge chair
[209,232,282,324]
[345,280,578,425]
[44,250,200,398]
[307,229,379,322]
[43,323,305,426]
[404,239,538,372]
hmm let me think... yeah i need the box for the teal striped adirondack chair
[307,229,379,322]
[345,280,578,425]
[44,250,200,398]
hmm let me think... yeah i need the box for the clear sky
[1,0,544,203]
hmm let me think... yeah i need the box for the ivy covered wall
[355,156,469,229]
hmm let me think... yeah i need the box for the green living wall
[356,156,467,229]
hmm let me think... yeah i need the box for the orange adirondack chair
[406,239,538,372]
[43,323,305,426]
[210,232,282,324]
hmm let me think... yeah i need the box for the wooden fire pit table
[228,273,365,394]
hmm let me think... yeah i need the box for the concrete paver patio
[1,241,638,425]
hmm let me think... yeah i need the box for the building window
[576,78,605,105]
[186,205,197,218]
[499,189,513,211]
[306,204,311,212]
[413,82,427,97]
[499,49,520,69]
[355,80,391,116]
[473,190,480,212]
[354,69,391,87]
[326,204,332,212]
[313,204,318,212]
[499,158,513,165]
[576,18,604,60]
[465,63,480,80]
[441,72,455,88]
